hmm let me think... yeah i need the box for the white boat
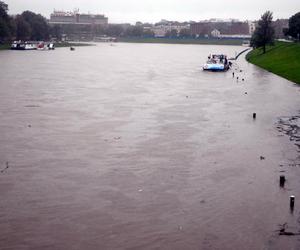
[11,41,37,50]
[203,54,230,71]
[37,42,55,50]
[11,41,55,50]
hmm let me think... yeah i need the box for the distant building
[49,10,108,41]
[49,10,108,25]
[273,19,289,38]
[248,21,256,35]
[151,21,190,37]
[211,29,221,38]
[190,21,251,38]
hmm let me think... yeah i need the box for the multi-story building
[151,20,190,37]
[248,21,256,35]
[273,19,289,38]
[49,10,108,26]
[49,10,108,41]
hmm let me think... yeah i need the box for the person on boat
[220,54,224,63]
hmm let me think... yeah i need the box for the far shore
[0,42,94,50]
[118,37,246,46]
[0,38,248,50]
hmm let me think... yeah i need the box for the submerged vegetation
[246,41,300,84]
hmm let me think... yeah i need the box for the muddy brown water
[0,43,300,250]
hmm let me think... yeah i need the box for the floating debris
[277,223,300,236]
[279,175,286,187]
[0,161,9,173]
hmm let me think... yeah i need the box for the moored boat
[203,54,230,71]
[37,42,55,50]
[11,41,55,50]
[11,41,37,50]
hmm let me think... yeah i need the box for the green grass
[118,37,245,46]
[246,41,300,84]
[0,44,10,50]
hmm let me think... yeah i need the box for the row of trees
[2,0,300,45]
[251,11,300,53]
[285,12,300,40]
[0,1,50,41]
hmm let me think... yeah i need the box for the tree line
[0,1,50,41]
[0,1,156,42]
[1,0,300,45]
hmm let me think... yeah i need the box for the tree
[15,15,31,40]
[142,28,154,37]
[105,24,124,37]
[287,12,300,41]
[124,25,143,37]
[179,28,190,38]
[165,29,178,38]
[0,1,12,40]
[49,24,62,40]
[251,11,275,53]
[21,11,49,40]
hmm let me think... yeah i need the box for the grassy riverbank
[119,37,245,46]
[54,42,94,48]
[246,41,300,84]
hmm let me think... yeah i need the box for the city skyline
[4,0,300,23]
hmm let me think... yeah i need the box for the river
[0,43,300,250]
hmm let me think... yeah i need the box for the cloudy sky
[4,0,300,23]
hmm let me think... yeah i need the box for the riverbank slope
[246,41,300,84]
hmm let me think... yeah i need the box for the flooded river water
[0,43,300,249]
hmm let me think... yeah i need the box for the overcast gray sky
[4,0,300,23]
